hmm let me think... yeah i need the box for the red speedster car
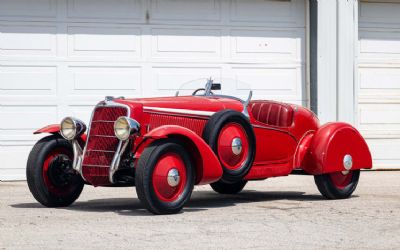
[27,79,372,214]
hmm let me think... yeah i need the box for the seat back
[249,101,294,127]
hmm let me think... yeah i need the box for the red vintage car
[27,79,372,214]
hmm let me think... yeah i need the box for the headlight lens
[114,116,140,141]
[60,117,86,140]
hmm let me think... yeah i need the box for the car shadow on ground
[10,190,333,216]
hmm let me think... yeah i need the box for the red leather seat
[249,101,294,127]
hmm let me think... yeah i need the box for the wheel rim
[217,122,249,171]
[329,171,354,189]
[42,148,79,196]
[152,152,187,202]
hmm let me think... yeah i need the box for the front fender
[300,122,372,175]
[135,125,222,185]
[33,124,87,142]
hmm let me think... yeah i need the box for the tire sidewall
[314,170,360,199]
[136,139,195,214]
[27,135,84,206]
[203,110,256,183]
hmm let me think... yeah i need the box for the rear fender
[300,122,372,175]
[33,124,87,142]
[134,125,222,185]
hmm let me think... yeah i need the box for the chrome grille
[82,105,127,186]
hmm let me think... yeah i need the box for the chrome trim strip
[90,135,118,138]
[87,149,116,153]
[72,140,84,179]
[91,120,115,123]
[143,107,215,116]
[109,140,130,183]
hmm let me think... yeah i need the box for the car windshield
[176,77,252,103]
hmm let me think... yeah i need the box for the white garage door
[0,0,306,180]
[358,0,400,169]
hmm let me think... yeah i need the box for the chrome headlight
[114,116,140,141]
[60,117,86,140]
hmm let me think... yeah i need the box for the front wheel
[26,135,84,207]
[135,139,195,214]
[314,170,360,199]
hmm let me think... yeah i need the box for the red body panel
[34,124,61,135]
[300,123,373,174]
[136,125,223,185]
[33,124,87,142]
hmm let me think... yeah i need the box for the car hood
[113,96,244,114]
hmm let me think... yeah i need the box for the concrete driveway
[1,171,399,250]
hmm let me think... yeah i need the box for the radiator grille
[82,106,127,186]
[148,113,207,136]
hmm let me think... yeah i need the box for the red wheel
[27,135,84,207]
[135,139,195,214]
[329,171,354,189]
[152,152,187,202]
[203,110,255,183]
[314,170,360,199]
[217,122,249,171]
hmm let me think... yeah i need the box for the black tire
[135,139,195,215]
[314,170,360,199]
[203,109,256,183]
[26,135,84,207]
[210,180,247,194]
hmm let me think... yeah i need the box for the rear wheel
[135,139,195,214]
[210,180,247,194]
[26,135,84,207]
[314,170,360,199]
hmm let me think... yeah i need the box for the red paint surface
[329,171,354,189]
[142,125,223,185]
[301,122,372,175]
[217,122,249,171]
[152,152,187,202]
[34,124,61,135]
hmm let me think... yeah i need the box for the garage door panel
[359,1,400,27]
[359,67,400,90]
[230,29,303,61]
[0,0,56,19]
[0,65,57,96]
[67,0,143,20]
[232,66,303,103]
[359,103,400,129]
[1,24,57,56]
[359,29,400,59]
[150,0,221,23]
[67,26,141,58]
[151,28,221,59]
[67,66,141,95]
[365,138,400,169]
[1,106,58,130]
[230,0,303,25]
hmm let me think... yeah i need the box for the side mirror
[211,83,221,90]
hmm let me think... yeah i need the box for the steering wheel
[192,88,214,96]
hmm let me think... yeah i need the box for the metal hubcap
[342,154,353,175]
[167,168,180,187]
[231,137,243,155]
